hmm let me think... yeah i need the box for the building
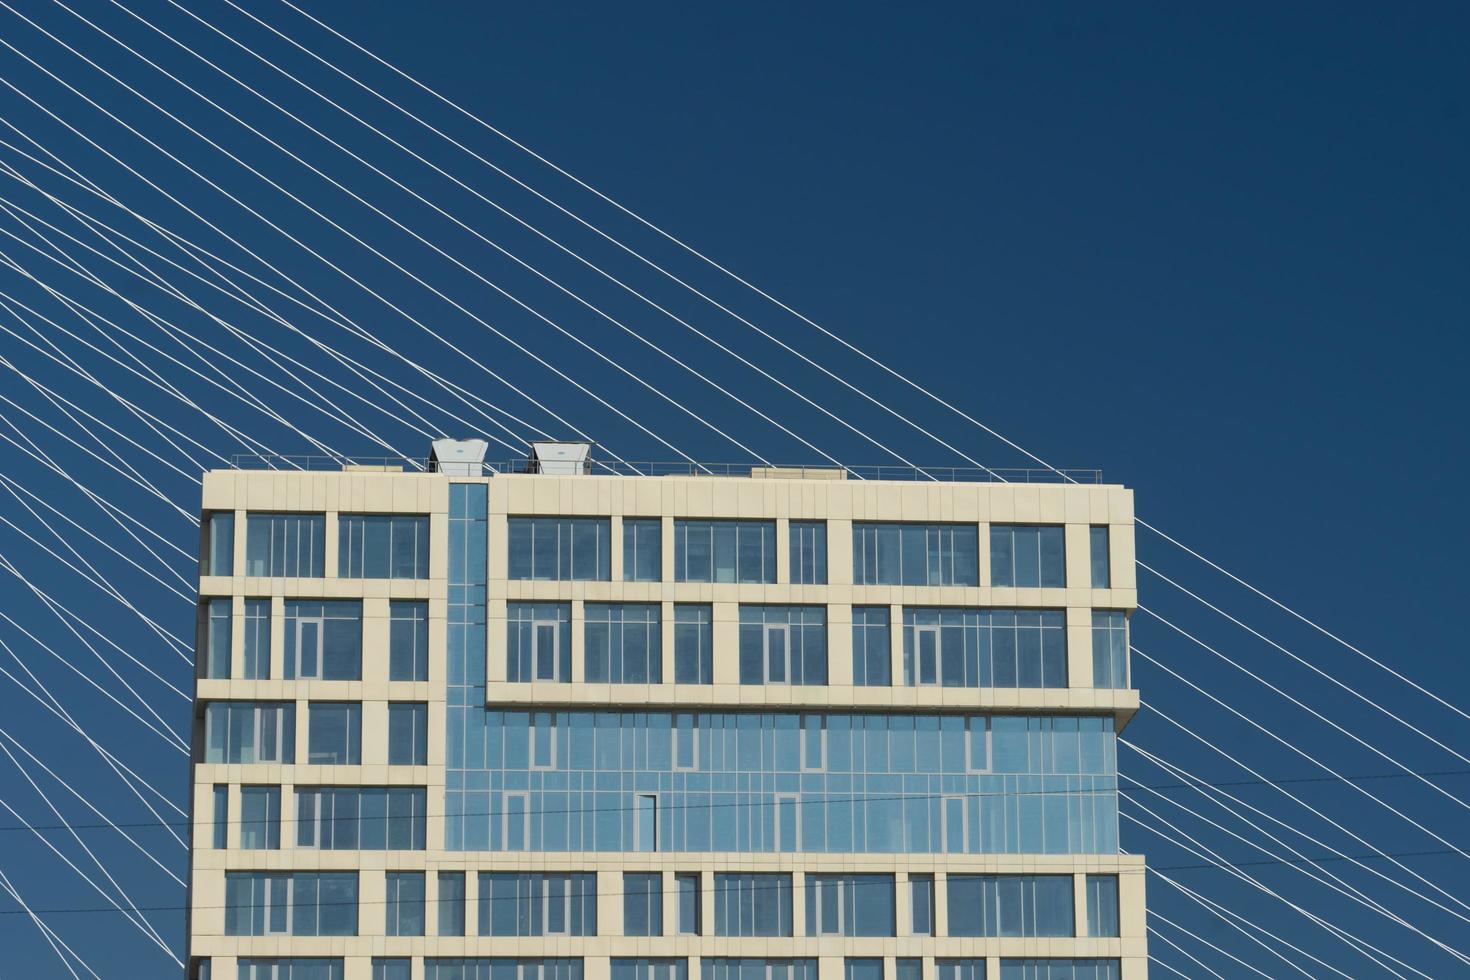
[187,440,1145,980]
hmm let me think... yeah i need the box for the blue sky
[0,1,1465,975]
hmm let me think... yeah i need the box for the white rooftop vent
[530,440,593,476]
[429,438,489,476]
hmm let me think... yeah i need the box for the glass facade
[998,963,1118,980]
[903,609,1067,689]
[1086,875,1120,937]
[206,598,231,679]
[204,511,234,576]
[239,961,343,980]
[585,604,661,683]
[1091,612,1129,689]
[702,961,814,980]
[426,961,581,980]
[242,599,269,679]
[674,520,776,583]
[623,518,662,581]
[240,786,280,850]
[946,875,1075,937]
[224,872,357,936]
[508,518,611,581]
[296,786,427,850]
[389,702,429,765]
[852,523,978,586]
[390,600,429,681]
[1089,527,1110,588]
[805,874,895,936]
[244,513,324,577]
[439,872,467,936]
[789,521,827,584]
[851,607,891,686]
[624,872,662,936]
[714,873,791,936]
[674,604,713,683]
[338,514,430,579]
[738,606,826,685]
[205,702,294,764]
[284,601,362,680]
[478,873,597,936]
[307,702,361,765]
[385,871,426,936]
[506,603,572,682]
[990,525,1066,588]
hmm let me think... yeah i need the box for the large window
[439,872,467,936]
[203,511,234,576]
[614,961,685,980]
[1091,612,1129,689]
[240,961,344,980]
[852,523,978,586]
[990,525,1065,588]
[676,873,701,935]
[338,514,430,579]
[506,603,571,683]
[585,604,661,683]
[295,786,427,850]
[205,599,231,679]
[389,600,429,681]
[804,874,894,936]
[240,786,280,849]
[242,599,270,679]
[508,518,611,581]
[1089,526,1110,588]
[224,872,357,936]
[738,606,826,685]
[204,702,294,764]
[946,875,1075,937]
[245,513,325,577]
[934,962,985,980]
[374,962,410,980]
[674,604,713,683]
[909,874,935,936]
[902,609,1067,688]
[1086,875,1120,937]
[385,871,426,936]
[674,520,776,583]
[284,601,362,680]
[998,963,1118,980]
[789,521,827,584]
[851,607,891,686]
[845,961,882,980]
[478,873,597,936]
[425,961,582,980]
[713,873,791,936]
[307,702,361,765]
[702,962,815,980]
[624,872,662,936]
[389,703,429,765]
[212,784,227,848]
[623,518,662,582]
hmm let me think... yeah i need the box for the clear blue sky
[0,1,1465,975]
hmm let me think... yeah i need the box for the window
[1089,526,1110,588]
[389,601,429,681]
[425,961,583,980]
[205,599,231,679]
[966,716,990,772]
[896,961,923,980]
[242,599,270,679]
[990,525,1065,588]
[624,872,662,936]
[245,513,325,577]
[702,961,815,980]
[240,786,280,849]
[634,793,658,852]
[296,786,427,850]
[204,702,295,764]
[674,604,713,684]
[851,607,891,686]
[503,791,530,851]
[789,521,827,584]
[529,711,558,769]
[909,874,934,935]
[935,961,986,980]
[946,875,1075,937]
[998,963,1118,980]
[623,518,662,582]
[804,875,894,936]
[852,523,979,586]
[1091,612,1129,689]
[479,873,597,936]
[438,872,466,936]
[508,518,611,581]
[801,715,825,770]
[203,511,234,576]
[307,703,361,765]
[713,873,791,936]
[388,703,429,765]
[338,514,430,579]
[674,520,776,583]
[212,784,227,848]
[374,961,411,980]
[385,871,426,936]
[675,873,700,935]
[613,961,686,980]
[284,601,362,680]
[902,609,1067,688]
[240,961,345,980]
[1086,875,1119,937]
[585,604,661,683]
[224,872,357,936]
[506,603,571,683]
[738,606,826,685]
[845,961,883,980]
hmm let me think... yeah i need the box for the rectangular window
[295,786,427,850]
[373,961,411,980]
[623,518,662,582]
[990,525,1066,588]
[585,604,661,683]
[307,702,361,765]
[506,603,571,683]
[203,511,234,576]
[242,599,270,679]
[240,786,280,849]
[997,962,1118,980]
[508,518,611,581]
[634,793,658,852]
[804,875,895,936]
[702,961,815,980]
[212,784,227,849]
[1089,526,1110,588]
[674,520,776,583]
[478,873,598,936]
[675,873,700,935]
[673,713,699,770]
[241,961,346,980]
[801,715,825,771]
[902,608,1067,688]
[845,961,883,980]
[385,871,426,936]
[529,712,557,770]
[338,514,430,579]
[244,513,325,577]
[909,874,934,935]
[713,873,791,936]
[946,875,1075,937]
[789,521,827,584]
[624,872,662,936]
[738,606,826,685]
[205,599,231,679]
[852,523,979,586]
[896,961,923,980]
[284,601,362,680]
[388,703,429,765]
[1091,612,1129,689]
[203,702,295,764]
[674,604,713,684]
[224,871,358,936]
[851,607,891,686]
[423,961,582,980]
[438,871,467,937]
[389,600,429,681]
[1086,875,1120,937]
[614,960,686,980]
[935,961,986,980]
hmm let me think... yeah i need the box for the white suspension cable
[1145,916,1235,979]
[0,866,94,980]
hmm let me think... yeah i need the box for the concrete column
[1064,523,1091,591]
[661,601,676,683]
[324,510,339,578]
[610,516,625,582]
[776,517,791,584]
[1074,871,1088,937]
[828,603,854,687]
[269,596,286,681]
[889,603,905,686]
[571,599,586,683]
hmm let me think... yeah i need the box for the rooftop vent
[429,438,489,476]
[529,440,593,476]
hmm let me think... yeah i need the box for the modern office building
[187,440,1145,980]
